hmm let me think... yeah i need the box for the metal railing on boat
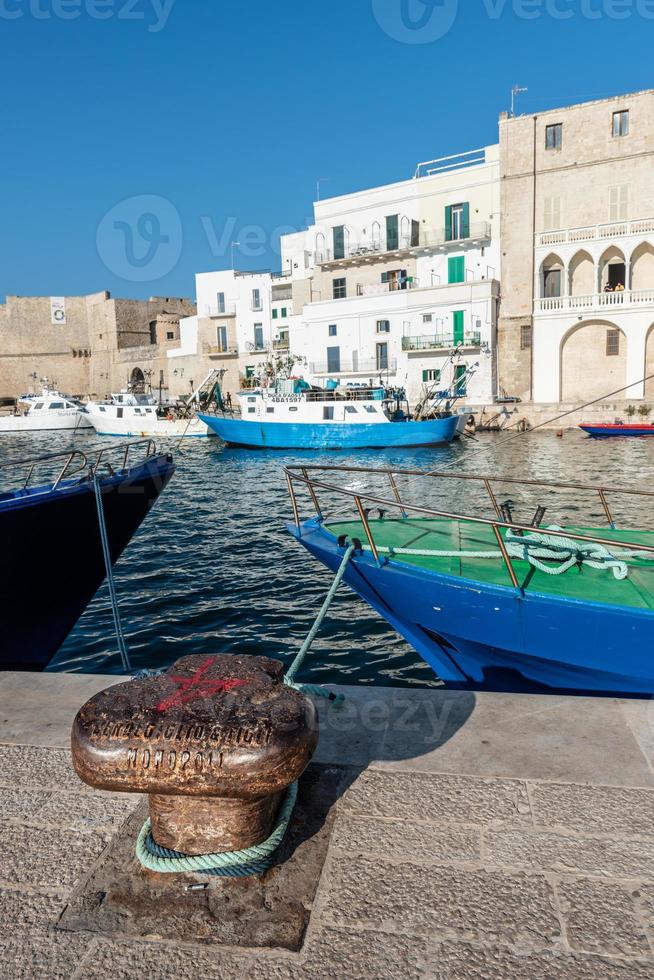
[0,440,159,495]
[284,464,654,593]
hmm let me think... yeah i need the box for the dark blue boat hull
[0,455,174,671]
[290,519,654,697]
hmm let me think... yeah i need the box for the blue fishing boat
[0,441,174,671]
[579,422,654,437]
[285,464,654,696]
[199,380,461,449]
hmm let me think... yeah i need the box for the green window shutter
[422,370,428,383]
[272,309,278,319]
[462,203,470,239]
[281,308,287,318]
[445,206,452,242]
[448,256,465,284]
[453,310,464,343]
[333,225,345,260]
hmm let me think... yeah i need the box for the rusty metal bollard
[71,655,318,857]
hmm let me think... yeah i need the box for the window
[386,214,399,250]
[266,406,275,414]
[521,325,532,350]
[376,320,390,333]
[448,256,465,284]
[50,402,64,409]
[545,123,563,150]
[134,408,142,416]
[612,110,629,138]
[609,184,630,221]
[248,407,256,414]
[328,324,337,337]
[544,196,562,231]
[327,346,341,372]
[376,343,389,370]
[333,277,346,299]
[381,269,408,291]
[289,406,298,412]
[281,308,287,318]
[34,402,44,410]
[116,407,123,419]
[345,405,358,414]
[217,292,225,314]
[446,203,470,242]
[247,396,256,401]
[423,314,433,324]
[606,329,620,356]
[99,406,105,413]
[364,405,377,413]
[272,309,278,319]
[333,225,345,260]
[453,365,467,396]
[217,326,228,351]
[410,219,420,247]
[166,331,174,340]
[323,406,334,420]
[543,267,562,297]
[422,369,441,383]
[254,324,264,350]
[252,288,262,311]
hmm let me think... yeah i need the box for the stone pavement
[0,670,653,978]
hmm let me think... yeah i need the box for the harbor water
[4,429,653,687]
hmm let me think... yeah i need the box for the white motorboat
[0,391,92,433]
[84,370,221,438]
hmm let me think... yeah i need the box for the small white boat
[0,391,92,433]
[85,370,221,439]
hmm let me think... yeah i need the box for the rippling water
[3,428,653,686]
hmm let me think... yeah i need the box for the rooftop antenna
[316,177,329,202]
[511,85,528,117]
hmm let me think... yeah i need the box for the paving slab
[0,672,652,978]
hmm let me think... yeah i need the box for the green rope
[134,544,355,878]
[359,528,652,581]
[136,783,298,877]
[283,542,355,704]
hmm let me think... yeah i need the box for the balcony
[203,344,238,357]
[316,222,492,268]
[273,337,290,350]
[356,279,420,297]
[534,289,654,314]
[271,286,293,301]
[536,217,654,248]
[309,356,398,375]
[402,332,482,352]
[201,303,236,317]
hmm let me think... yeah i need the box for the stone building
[0,292,195,400]
[498,88,654,408]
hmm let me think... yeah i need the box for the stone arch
[645,323,654,400]
[568,250,595,297]
[598,245,626,292]
[560,320,626,402]
[130,367,145,391]
[540,252,565,298]
[630,242,654,292]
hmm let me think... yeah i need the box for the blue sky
[1,0,653,301]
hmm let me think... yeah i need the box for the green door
[448,256,465,284]
[454,365,467,397]
[453,310,464,344]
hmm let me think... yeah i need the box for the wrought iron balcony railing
[402,333,481,351]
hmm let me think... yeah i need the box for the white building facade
[281,147,501,405]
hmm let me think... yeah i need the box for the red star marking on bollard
[155,657,247,713]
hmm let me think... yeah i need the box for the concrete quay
[0,669,653,978]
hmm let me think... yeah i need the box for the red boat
[579,422,654,437]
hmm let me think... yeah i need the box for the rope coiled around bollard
[136,782,298,877]
[134,543,356,878]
